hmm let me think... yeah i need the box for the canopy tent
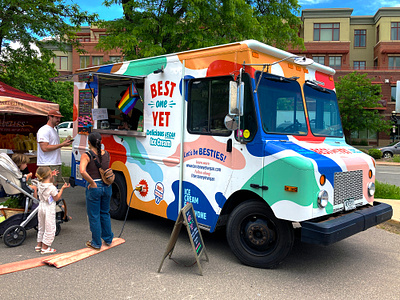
[0,81,58,116]
[0,81,59,151]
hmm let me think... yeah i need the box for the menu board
[158,203,208,275]
[78,89,93,134]
[184,205,203,256]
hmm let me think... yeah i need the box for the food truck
[69,40,393,268]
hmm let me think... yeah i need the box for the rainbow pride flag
[118,82,140,114]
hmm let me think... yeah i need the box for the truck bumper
[300,201,393,246]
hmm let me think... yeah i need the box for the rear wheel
[226,200,294,268]
[3,225,27,247]
[110,172,128,220]
[382,151,393,158]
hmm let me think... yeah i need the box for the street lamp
[392,111,397,142]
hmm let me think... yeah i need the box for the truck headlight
[317,190,329,208]
[368,182,375,197]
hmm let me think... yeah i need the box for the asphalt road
[376,165,400,186]
[1,186,400,299]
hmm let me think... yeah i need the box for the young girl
[11,153,37,199]
[35,166,70,254]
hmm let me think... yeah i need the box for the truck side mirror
[224,114,238,131]
[229,81,244,116]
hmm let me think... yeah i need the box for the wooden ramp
[0,238,125,275]
[43,238,125,268]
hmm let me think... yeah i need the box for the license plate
[344,199,356,211]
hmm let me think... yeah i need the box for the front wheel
[3,225,27,247]
[382,151,393,158]
[110,172,128,220]
[226,200,294,268]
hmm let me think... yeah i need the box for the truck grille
[334,170,363,205]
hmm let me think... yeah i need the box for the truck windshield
[304,82,343,137]
[256,73,307,135]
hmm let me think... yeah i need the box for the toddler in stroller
[0,153,69,247]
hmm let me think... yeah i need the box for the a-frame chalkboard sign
[158,203,209,275]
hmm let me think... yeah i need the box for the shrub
[368,148,382,159]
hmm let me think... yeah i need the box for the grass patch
[375,180,400,200]
[392,154,400,163]
[61,163,71,178]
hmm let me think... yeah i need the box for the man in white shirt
[37,109,73,185]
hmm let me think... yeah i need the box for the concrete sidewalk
[376,198,400,226]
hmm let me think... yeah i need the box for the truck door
[183,76,239,231]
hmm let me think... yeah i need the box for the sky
[66,0,400,22]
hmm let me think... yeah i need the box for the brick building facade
[290,7,400,146]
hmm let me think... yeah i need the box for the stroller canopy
[0,153,23,195]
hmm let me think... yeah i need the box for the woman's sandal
[41,247,57,254]
[35,246,41,252]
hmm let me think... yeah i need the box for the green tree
[335,72,391,143]
[0,0,97,119]
[97,0,303,59]
[0,0,98,57]
[0,47,74,120]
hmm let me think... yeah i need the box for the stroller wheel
[3,225,27,247]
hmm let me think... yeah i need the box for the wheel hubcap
[242,217,276,252]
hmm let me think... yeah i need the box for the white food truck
[68,40,393,268]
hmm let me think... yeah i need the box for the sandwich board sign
[158,203,209,275]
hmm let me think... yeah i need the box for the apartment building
[291,7,400,146]
[50,26,123,76]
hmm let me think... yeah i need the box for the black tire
[110,172,128,220]
[226,200,294,268]
[382,151,393,158]
[3,225,27,247]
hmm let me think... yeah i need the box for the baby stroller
[0,153,69,247]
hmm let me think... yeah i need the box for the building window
[354,61,366,70]
[110,56,121,63]
[99,34,107,39]
[312,56,325,65]
[92,56,103,66]
[329,56,341,69]
[391,22,400,40]
[53,56,68,70]
[77,37,90,42]
[351,129,377,140]
[314,23,340,41]
[376,25,380,43]
[389,57,400,69]
[80,56,90,69]
[392,86,397,102]
[354,29,366,47]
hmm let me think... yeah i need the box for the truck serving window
[304,82,343,137]
[256,73,307,135]
[188,76,231,136]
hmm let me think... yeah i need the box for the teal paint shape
[123,137,164,183]
[243,156,319,208]
[124,57,168,77]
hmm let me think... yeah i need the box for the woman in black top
[79,132,114,250]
